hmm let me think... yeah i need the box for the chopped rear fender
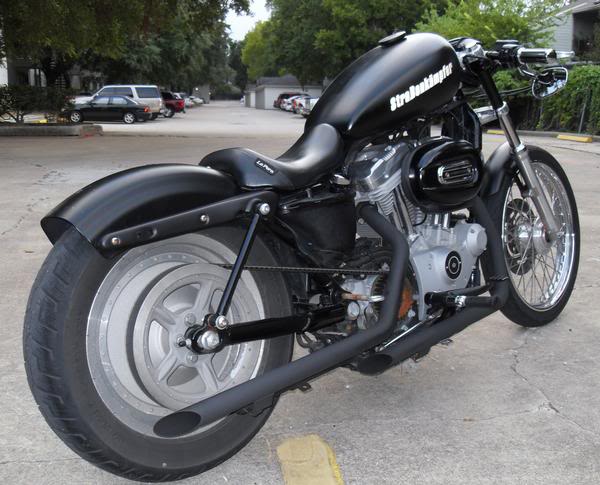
[42,164,239,249]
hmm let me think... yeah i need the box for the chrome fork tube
[496,102,559,241]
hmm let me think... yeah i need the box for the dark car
[68,95,152,124]
[161,91,186,117]
[273,92,305,109]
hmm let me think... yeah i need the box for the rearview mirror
[532,67,568,100]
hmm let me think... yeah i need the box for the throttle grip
[517,48,555,64]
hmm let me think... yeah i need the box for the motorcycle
[24,33,579,481]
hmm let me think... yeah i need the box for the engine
[348,137,487,320]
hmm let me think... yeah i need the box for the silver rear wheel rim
[502,163,576,310]
[124,113,135,123]
[86,233,265,437]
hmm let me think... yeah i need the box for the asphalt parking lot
[1,101,600,484]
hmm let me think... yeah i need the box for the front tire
[69,110,83,123]
[24,226,294,481]
[164,107,174,118]
[483,147,579,327]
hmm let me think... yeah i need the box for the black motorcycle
[24,33,579,481]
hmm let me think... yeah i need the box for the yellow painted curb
[277,434,344,485]
[557,134,592,143]
[487,129,504,135]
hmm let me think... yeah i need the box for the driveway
[1,102,599,484]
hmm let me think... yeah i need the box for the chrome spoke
[502,163,575,310]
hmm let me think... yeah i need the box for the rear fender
[42,164,242,253]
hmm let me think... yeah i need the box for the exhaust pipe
[153,197,508,437]
[357,197,510,375]
[154,203,409,438]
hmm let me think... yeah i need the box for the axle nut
[200,330,220,350]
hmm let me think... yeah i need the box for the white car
[282,95,306,112]
[74,85,163,119]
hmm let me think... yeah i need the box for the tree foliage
[242,0,444,84]
[416,0,565,48]
[0,0,249,89]
[241,21,280,80]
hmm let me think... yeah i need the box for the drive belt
[209,263,388,276]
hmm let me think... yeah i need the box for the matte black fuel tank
[306,33,460,139]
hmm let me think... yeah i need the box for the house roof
[557,0,600,16]
[256,74,301,86]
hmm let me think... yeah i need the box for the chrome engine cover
[350,141,488,320]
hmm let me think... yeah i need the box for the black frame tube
[216,212,261,316]
[154,203,409,437]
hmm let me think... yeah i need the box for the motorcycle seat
[199,123,343,190]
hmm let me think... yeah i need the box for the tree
[242,21,280,80]
[416,0,565,49]
[241,0,444,84]
[0,0,250,87]
[229,40,249,91]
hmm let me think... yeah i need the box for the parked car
[300,97,319,117]
[189,95,204,105]
[74,85,163,119]
[282,94,307,112]
[161,91,185,117]
[68,95,152,124]
[273,92,305,109]
[292,95,311,114]
[176,93,194,108]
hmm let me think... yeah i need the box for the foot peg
[425,288,500,309]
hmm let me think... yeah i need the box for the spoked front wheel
[24,226,293,481]
[484,147,579,327]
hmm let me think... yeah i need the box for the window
[136,87,160,98]
[113,87,134,96]
[110,97,128,105]
[161,92,174,100]
[97,87,115,96]
[92,97,110,105]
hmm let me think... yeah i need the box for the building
[253,74,322,109]
[550,0,600,55]
[244,84,256,108]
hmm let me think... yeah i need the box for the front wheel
[483,148,579,327]
[164,107,174,118]
[24,226,293,481]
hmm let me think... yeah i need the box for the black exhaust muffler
[154,203,409,438]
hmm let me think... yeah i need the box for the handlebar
[517,48,555,64]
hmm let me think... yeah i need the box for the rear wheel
[123,112,136,124]
[483,148,579,327]
[24,226,293,481]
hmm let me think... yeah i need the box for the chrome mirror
[532,67,568,100]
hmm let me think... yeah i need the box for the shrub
[0,85,74,123]
[538,65,600,135]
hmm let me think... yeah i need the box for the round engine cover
[402,137,483,211]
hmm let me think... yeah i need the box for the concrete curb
[487,129,599,143]
[0,124,103,136]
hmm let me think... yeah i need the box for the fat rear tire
[482,147,579,327]
[24,226,294,481]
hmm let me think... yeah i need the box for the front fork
[475,64,560,241]
[495,102,560,241]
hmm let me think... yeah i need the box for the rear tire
[24,226,294,481]
[483,147,579,327]
[123,112,136,124]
